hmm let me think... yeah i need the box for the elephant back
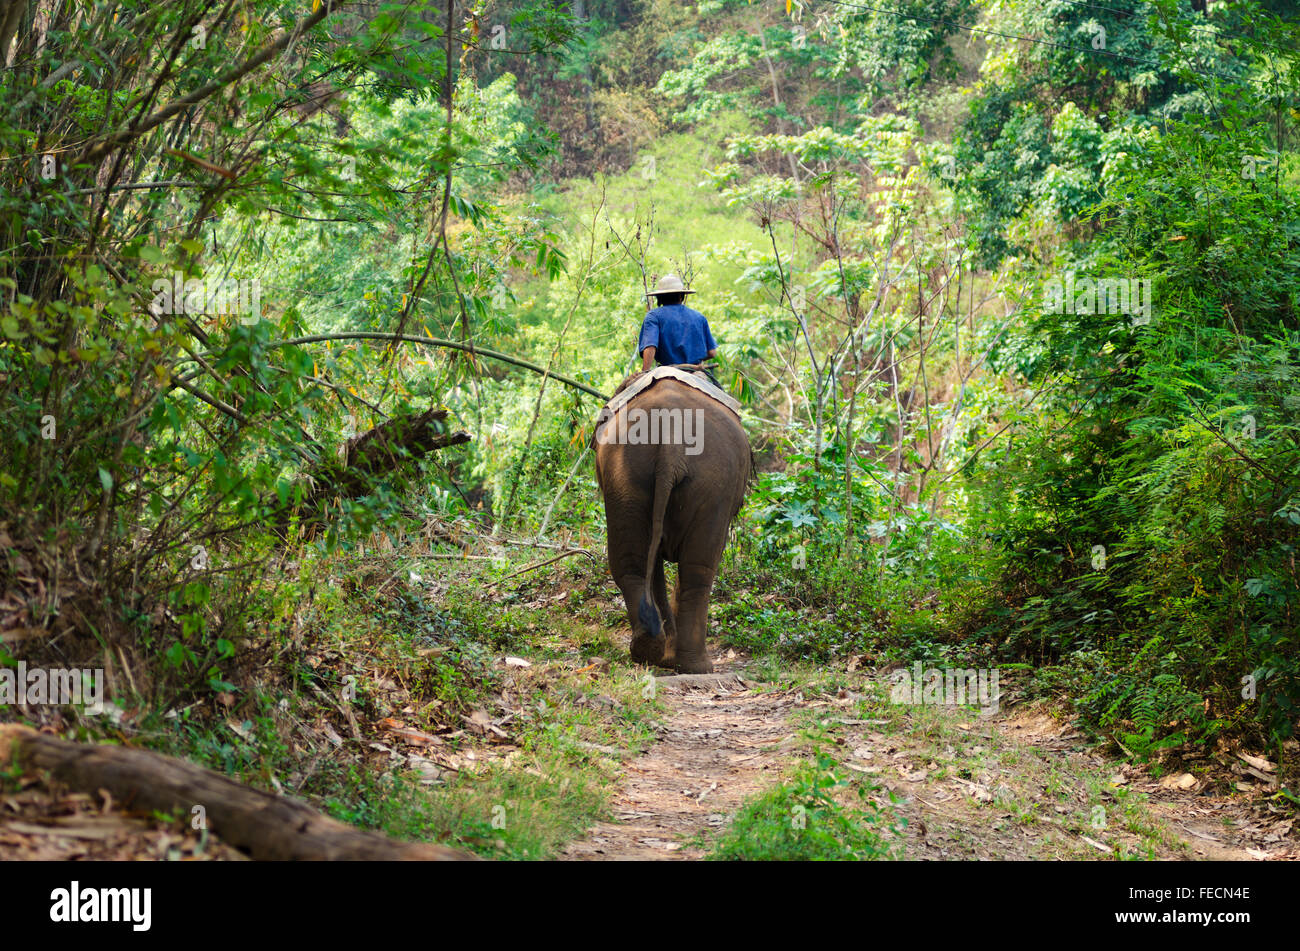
[594,366,741,448]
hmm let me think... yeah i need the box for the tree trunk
[0,725,473,861]
[283,405,471,529]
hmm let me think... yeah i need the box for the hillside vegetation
[1,0,1298,857]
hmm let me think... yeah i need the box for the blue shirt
[637,304,717,366]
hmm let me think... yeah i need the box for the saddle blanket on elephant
[593,366,741,441]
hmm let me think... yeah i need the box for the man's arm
[637,313,659,372]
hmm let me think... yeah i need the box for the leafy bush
[958,109,1300,751]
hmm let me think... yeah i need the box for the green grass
[325,655,662,859]
[317,755,611,860]
[708,726,904,861]
[126,548,667,860]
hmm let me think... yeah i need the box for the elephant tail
[638,460,676,639]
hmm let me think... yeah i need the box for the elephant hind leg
[629,576,665,665]
[652,558,678,667]
[671,561,718,674]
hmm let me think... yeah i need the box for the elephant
[594,372,751,673]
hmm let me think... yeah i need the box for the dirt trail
[562,656,1298,861]
[562,661,796,860]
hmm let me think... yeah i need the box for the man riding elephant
[594,273,751,673]
[637,274,717,374]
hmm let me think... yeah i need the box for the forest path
[561,656,796,859]
[561,652,1295,861]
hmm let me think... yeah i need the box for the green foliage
[5,0,1300,847]
[0,1,582,699]
[949,0,1272,263]
[957,63,1300,749]
[709,726,903,860]
[829,0,976,102]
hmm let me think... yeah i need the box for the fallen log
[0,725,473,861]
[281,405,471,530]
[336,407,470,482]
[315,406,471,500]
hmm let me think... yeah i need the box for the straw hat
[646,274,696,298]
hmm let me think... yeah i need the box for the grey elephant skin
[594,375,752,673]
